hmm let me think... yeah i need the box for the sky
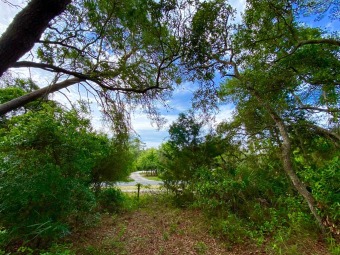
[0,0,338,148]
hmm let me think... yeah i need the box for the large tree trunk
[251,90,326,233]
[0,0,72,77]
[270,112,325,233]
[0,78,81,115]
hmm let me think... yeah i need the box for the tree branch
[12,61,168,94]
[307,123,340,147]
[37,40,83,54]
[296,106,340,113]
[0,0,71,77]
[0,77,82,115]
[276,38,340,63]
[296,38,340,47]
[12,61,94,81]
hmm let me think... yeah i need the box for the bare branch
[37,40,83,54]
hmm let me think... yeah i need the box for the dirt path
[71,196,267,255]
[70,195,331,255]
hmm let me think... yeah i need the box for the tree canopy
[0,0,183,128]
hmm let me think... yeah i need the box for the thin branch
[37,40,83,54]
[276,38,340,63]
[56,90,76,110]
[12,61,96,81]
[307,123,340,147]
[296,38,340,48]
[296,106,340,113]
[1,0,21,8]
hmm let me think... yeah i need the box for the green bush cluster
[192,163,319,243]
[0,104,130,250]
[97,188,125,213]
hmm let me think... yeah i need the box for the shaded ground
[69,195,331,255]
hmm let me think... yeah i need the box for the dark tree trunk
[0,0,72,77]
[0,78,81,115]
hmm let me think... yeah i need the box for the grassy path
[69,195,263,255]
[69,195,331,255]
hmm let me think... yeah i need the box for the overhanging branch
[12,61,96,81]
[12,61,168,94]
[0,77,82,115]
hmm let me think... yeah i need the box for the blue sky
[0,0,338,148]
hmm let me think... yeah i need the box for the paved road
[116,171,163,186]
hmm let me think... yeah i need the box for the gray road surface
[116,171,163,186]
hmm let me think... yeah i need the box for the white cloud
[229,0,246,23]
[129,112,179,148]
[215,103,235,124]
[91,116,112,134]
[131,113,158,131]
[131,112,178,132]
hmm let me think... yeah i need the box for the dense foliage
[134,148,160,174]
[0,103,134,249]
[159,112,339,251]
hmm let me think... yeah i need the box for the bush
[303,156,340,229]
[97,188,125,213]
[0,105,99,247]
[193,161,318,241]
[209,214,249,244]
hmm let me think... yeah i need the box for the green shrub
[209,214,249,244]
[0,105,99,247]
[97,188,125,213]
[193,162,318,240]
[303,156,340,228]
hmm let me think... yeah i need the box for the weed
[169,222,178,234]
[116,224,127,240]
[327,237,340,255]
[40,243,74,255]
[162,231,169,241]
[84,245,102,255]
[17,246,34,255]
[157,246,165,255]
[209,214,249,244]
[194,241,208,254]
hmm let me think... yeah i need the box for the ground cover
[69,195,234,255]
[67,195,333,255]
